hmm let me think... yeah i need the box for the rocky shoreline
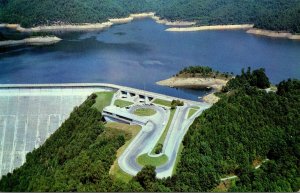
[156,77,229,104]
[1,12,196,33]
[165,24,254,32]
[246,28,300,40]
[202,93,220,104]
[157,77,228,91]
[165,24,300,41]
[2,13,300,41]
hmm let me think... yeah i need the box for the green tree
[134,165,157,189]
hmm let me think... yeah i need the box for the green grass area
[172,143,184,175]
[191,106,200,109]
[114,99,134,108]
[153,98,172,107]
[187,108,198,119]
[92,91,115,112]
[151,109,176,154]
[137,153,168,167]
[106,122,141,183]
[133,108,156,116]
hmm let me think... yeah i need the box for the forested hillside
[0,94,131,191]
[171,76,299,191]
[0,0,300,33]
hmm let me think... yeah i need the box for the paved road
[118,102,211,178]
[156,103,211,178]
[156,105,190,177]
[118,105,169,176]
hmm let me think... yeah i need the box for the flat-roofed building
[103,106,148,125]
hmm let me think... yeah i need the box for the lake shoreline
[0,36,62,47]
[202,93,220,104]
[1,12,196,33]
[165,24,254,32]
[246,28,300,40]
[2,13,300,41]
[165,24,300,41]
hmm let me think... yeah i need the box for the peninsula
[157,66,232,104]
[165,24,254,32]
[0,36,62,47]
[247,28,300,40]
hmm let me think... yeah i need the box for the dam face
[0,86,111,177]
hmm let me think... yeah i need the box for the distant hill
[0,0,300,33]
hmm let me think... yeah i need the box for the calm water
[1,18,300,100]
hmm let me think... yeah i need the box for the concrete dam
[0,84,115,178]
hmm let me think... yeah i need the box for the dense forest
[222,67,270,92]
[0,69,299,192]
[0,0,300,33]
[173,75,299,191]
[177,65,232,79]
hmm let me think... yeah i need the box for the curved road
[118,105,169,176]
[157,103,211,178]
[118,102,211,178]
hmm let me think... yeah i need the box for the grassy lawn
[92,91,115,112]
[114,99,134,108]
[153,98,172,107]
[151,109,176,154]
[133,108,156,116]
[187,108,198,119]
[107,122,141,183]
[137,153,168,167]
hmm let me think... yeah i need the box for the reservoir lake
[1,18,300,100]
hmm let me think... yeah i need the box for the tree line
[177,65,232,79]
[1,0,300,33]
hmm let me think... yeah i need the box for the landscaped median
[187,106,200,118]
[151,108,176,154]
[133,108,157,116]
[152,98,172,107]
[114,99,134,108]
[137,153,168,167]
